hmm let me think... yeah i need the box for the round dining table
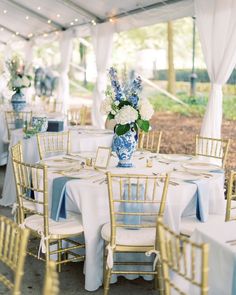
[40,152,225,291]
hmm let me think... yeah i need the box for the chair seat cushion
[101,223,156,246]
[24,212,83,236]
[180,214,225,236]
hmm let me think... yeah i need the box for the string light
[91,19,96,26]
[56,14,60,18]
[37,6,41,10]
[28,33,33,38]
[109,18,114,23]
[70,22,74,26]
[3,10,7,14]
[47,19,51,24]
[75,18,78,22]
[25,15,29,20]
[0,28,4,31]
[15,32,19,35]
[43,33,48,37]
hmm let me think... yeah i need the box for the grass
[149,92,236,120]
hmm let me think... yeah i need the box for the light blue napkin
[51,176,71,221]
[210,169,224,173]
[123,183,144,228]
[232,255,236,294]
[185,179,210,222]
[15,118,24,129]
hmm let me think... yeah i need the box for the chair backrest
[157,217,209,295]
[225,170,236,221]
[67,106,88,126]
[138,130,163,153]
[12,157,49,235]
[37,131,70,160]
[195,135,230,168]
[0,215,29,295]
[5,111,32,140]
[106,172,169,247]
[11,141,23,162]
[43,261,59,295]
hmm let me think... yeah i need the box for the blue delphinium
[109,67,123,101]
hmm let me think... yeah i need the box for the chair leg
[155,261,164,295]
[57,240,62,272]
[103,268,112,295]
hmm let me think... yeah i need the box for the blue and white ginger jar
[32,116,48,132]
[11,90,26,112]
[113,128,138,168]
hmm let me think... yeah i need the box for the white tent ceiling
[0,0,194,45]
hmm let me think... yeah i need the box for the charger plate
[170,171,200,181]
[162,154,192,161]
[182,162,221,171]
[61,169,100,179]
[40,158,78,169]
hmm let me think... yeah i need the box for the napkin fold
[51,176,70,221]
[15,118,24,129]
[185,179,210,222]
[123,183,144,228]
[232,256,236,294]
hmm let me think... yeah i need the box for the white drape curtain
[91,23,114,128]
[195,0,236,138]
[58,30,74,114]
[24,40,34,103]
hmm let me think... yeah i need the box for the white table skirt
[61,155,225,291]
[191,221,236,295]
[0,129,113,206]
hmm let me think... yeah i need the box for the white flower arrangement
[101,67,154,136]
[6,56,31,92]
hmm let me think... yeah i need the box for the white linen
[195,0,236,138]
[91,23,114,128]
[62,156,224,291]
[0,129,113,206]
[191,221,236,295]
[57,30,74,114]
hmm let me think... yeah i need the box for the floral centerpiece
[6,56,31,111]
[101,67,154,167]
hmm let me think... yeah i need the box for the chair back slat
[157,217,209,295]
[5,111,32,140]
[195,135,230,168]
[138,130,162,153]
[0,216,29,294]
[37,131,70,159]
[107,173,169,247]
[226,170,236,221]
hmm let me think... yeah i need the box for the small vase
[113,128,138,168]
[11,90,26,112]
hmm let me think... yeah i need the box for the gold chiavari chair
[5,111,32,141]
[195,135,230,168]
[43,261,59,295]
[37,131,70,160]
[138,130,163,153]
[12,158,85,272]
[225,170,236,221]
[102,172,169,295]
[0,215,29,295]
[157,217,209,295]
[67,106,88,126]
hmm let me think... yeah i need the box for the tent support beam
[102,0,187,21]
[5,0,65,30]
[55,0,102,22]
[0,24,28,40]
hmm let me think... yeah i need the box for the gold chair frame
[37,131,70,160]
[12,158,85,272]
[157,217,209,295]
[138,130,163,153]
[195,135,230,168]
[225,170,236,221]
[0,215,29,295]
[43,261,59,295]
[103,172,169,295]
[5,111,32,141]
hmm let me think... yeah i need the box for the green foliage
[137,119,149,132]
[115,124,130,136]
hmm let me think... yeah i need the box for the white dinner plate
[61,169,100,179]
[162,154,192,161]
[40,158,78,169]
[170,171,200,181]
[182,162,221,171]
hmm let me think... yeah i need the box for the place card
[94,147,111,169]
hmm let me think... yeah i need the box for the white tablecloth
[57,155,224,291]
[0,128,113,206]
[191,221,236,295]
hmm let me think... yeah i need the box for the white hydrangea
[115,105,138,125]
[139,99,154,120]
[100,98,112,115]
[12,77,22,88]
[22,76,30,87]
